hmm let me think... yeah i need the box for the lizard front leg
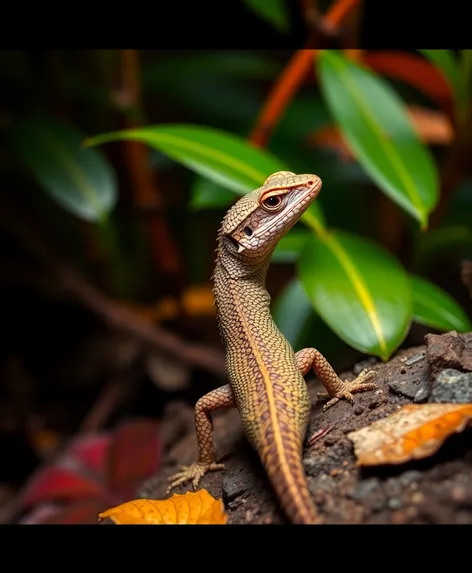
[296,348,377,412]
[167,384,235,493]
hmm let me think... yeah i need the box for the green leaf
[190,177,235,210]
[273,278,316,348]
[242,0,290,34]
[419,50,460,93]
[298,229,412,360]
[86,123,285,194]
[411,275,472,332]
[317,50,439,229]
[272,228,310,264]
[419,49,466,120]
[86,123,326,229]
[12,116,116,222]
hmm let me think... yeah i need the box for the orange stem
[250,48,318,148]
[249,0,361,148]
[324,0,360,30]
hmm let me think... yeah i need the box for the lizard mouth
[225,235,245,253]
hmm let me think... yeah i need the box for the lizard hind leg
[295,348,377,412]
[166,384,235,494]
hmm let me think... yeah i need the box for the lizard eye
[262,195,282,210]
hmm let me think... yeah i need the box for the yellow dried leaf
[348,403,472,466]
[98,489,227,525]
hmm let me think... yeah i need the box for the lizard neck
[212,247,273,346]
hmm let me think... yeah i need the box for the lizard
[167,171,377,524]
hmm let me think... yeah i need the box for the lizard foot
[166,461,226,494]
[317,369,377,412]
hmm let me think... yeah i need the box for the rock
[425,331,472,381]
[430,368,472,404]
[222,472,254,502]
[414,387,430,403]
[387,349,431,401]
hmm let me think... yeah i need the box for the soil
[139,331,472,524]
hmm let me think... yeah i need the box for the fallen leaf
[18,418,162,524]
[98,489,227,525]
[348,403,472,466]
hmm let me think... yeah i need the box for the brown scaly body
[168,172,377,524]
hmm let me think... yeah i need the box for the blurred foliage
[2,42,472,371]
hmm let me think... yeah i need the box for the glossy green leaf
[411,275,472,332]
[242,0,290,34]
[298,229,412,360]
[86,123,325,228]
[272,228,310,264]
[317,50,438,228]
[273,278,316,348]
[12,116,117,222]
[86,124,286,194]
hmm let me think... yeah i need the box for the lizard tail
[259,442,320,524]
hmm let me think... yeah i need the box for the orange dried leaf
[348,403,472,466]
[98,489,227,525]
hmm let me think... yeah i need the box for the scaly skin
[167,171,377,524]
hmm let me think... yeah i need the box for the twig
[78,375,131,435]
[114,50,183,285]
[249,0,361,148]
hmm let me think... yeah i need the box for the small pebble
[343,426,357,434]
[324,435,338,446]
[354,406,364,415]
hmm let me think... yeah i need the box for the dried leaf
[19,419,163,524]
[107,419,162,497]
[348,403,472,466]
[19,466,103,509]
[98,490,227,525]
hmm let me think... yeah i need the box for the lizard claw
[318,369,377,412]
[166,462,226,494]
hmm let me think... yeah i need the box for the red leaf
[363,51,453,115]
[40,500,106,524]
[18,466,103,509]
[106,419,162,496]
[66,433,111,477]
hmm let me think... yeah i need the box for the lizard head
[219,171,322,263]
